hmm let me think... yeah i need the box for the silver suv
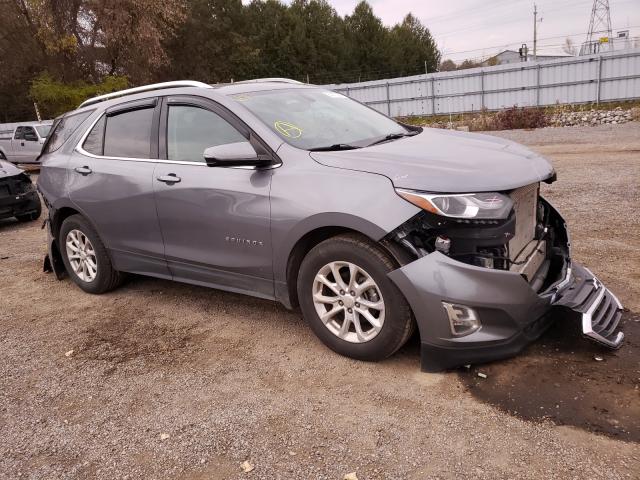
[37,80,624,371]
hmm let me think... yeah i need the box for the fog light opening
[442,302,481,337]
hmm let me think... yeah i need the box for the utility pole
[533,3,538,62]
[532,3,543,61]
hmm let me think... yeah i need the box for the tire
[0,151,6,160]
[16,200,42,222]
[297,233,414,361]
[59,214,124,294]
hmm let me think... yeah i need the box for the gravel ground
[1,123,639,479]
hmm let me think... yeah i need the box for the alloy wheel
[66,229,98,282]
[312,261,385,343]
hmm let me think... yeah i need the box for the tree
[344,1,389,81]
[8,0,186,83]
[1,0,444,120]
[1,0,187,120]
[438,59,457,72]
[387,14,440,76]
[457,59,482,70]
[29,73,128,118]
[162,0,256,83]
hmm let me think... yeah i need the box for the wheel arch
[49,204,117,271]
[51,206,83,240]
[283,223,410,310]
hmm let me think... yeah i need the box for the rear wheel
[297,233,414,361]
[59,215,124,294]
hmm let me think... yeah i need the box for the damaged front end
[385,183,624,371]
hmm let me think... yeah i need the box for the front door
[12,127,26,162]
[68,97,170,278]
[20,126,42,163]
[153,96,274,298]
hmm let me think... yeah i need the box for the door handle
[157,173,181,184]
[74,166,92,175]
[21,142,25,146]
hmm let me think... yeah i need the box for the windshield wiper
[308,143,361,152]
[367,131,419,147]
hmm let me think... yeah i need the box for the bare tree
[438,59,456,71]
[562,38,577,56]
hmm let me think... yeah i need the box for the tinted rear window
[82,115,105,155]
[103,108,154,158]
[43,111,93,153]
[35,125,51,137]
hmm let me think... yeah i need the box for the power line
[440,24,640,59]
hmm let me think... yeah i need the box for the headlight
[396,189,513,220]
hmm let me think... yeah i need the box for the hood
[0,159,23,179]
[309,128,555,193]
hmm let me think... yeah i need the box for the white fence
[326,48,640,117]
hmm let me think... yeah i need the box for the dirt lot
[1,123,639,479]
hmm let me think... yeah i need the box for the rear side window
[43,111,93,153]
[103,108,154,158]
[14,127,24,140]
[82,116,105,155]
[35,125,51,138]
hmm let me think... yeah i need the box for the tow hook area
[552,263,624,349]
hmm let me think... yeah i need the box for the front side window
[231,88,407,150]
[43,110,93,154]
[23,127,38,141]
[167,105,245,163]
[103,108,154,158]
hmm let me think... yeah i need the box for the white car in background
[0,121,52,164]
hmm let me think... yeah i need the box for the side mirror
[203,142,271,168]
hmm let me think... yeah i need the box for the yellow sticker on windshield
[274,121,302,138]
[232,94,251,102]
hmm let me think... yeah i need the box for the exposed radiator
[508,183,543,280]
[509,183,539,260]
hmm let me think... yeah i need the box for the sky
[269,0,640,62]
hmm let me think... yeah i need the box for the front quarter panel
[270,144,420,285]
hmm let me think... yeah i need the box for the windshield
[231,88,407,150]
[35,125,51,138]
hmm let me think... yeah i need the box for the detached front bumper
[388,248,624,372]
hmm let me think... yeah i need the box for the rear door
[69,98,170,278]
[152,95,274,298]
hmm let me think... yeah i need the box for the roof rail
[78,80,212,108]
[232,78,304,85]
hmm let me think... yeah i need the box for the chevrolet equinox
[37,79,624,371]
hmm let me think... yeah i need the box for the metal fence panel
[327,48,640,116]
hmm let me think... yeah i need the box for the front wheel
[297,234,414,361]
[59,214,124,294]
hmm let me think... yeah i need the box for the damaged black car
[0,159,41,223]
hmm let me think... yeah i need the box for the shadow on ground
[458,310,640,443]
